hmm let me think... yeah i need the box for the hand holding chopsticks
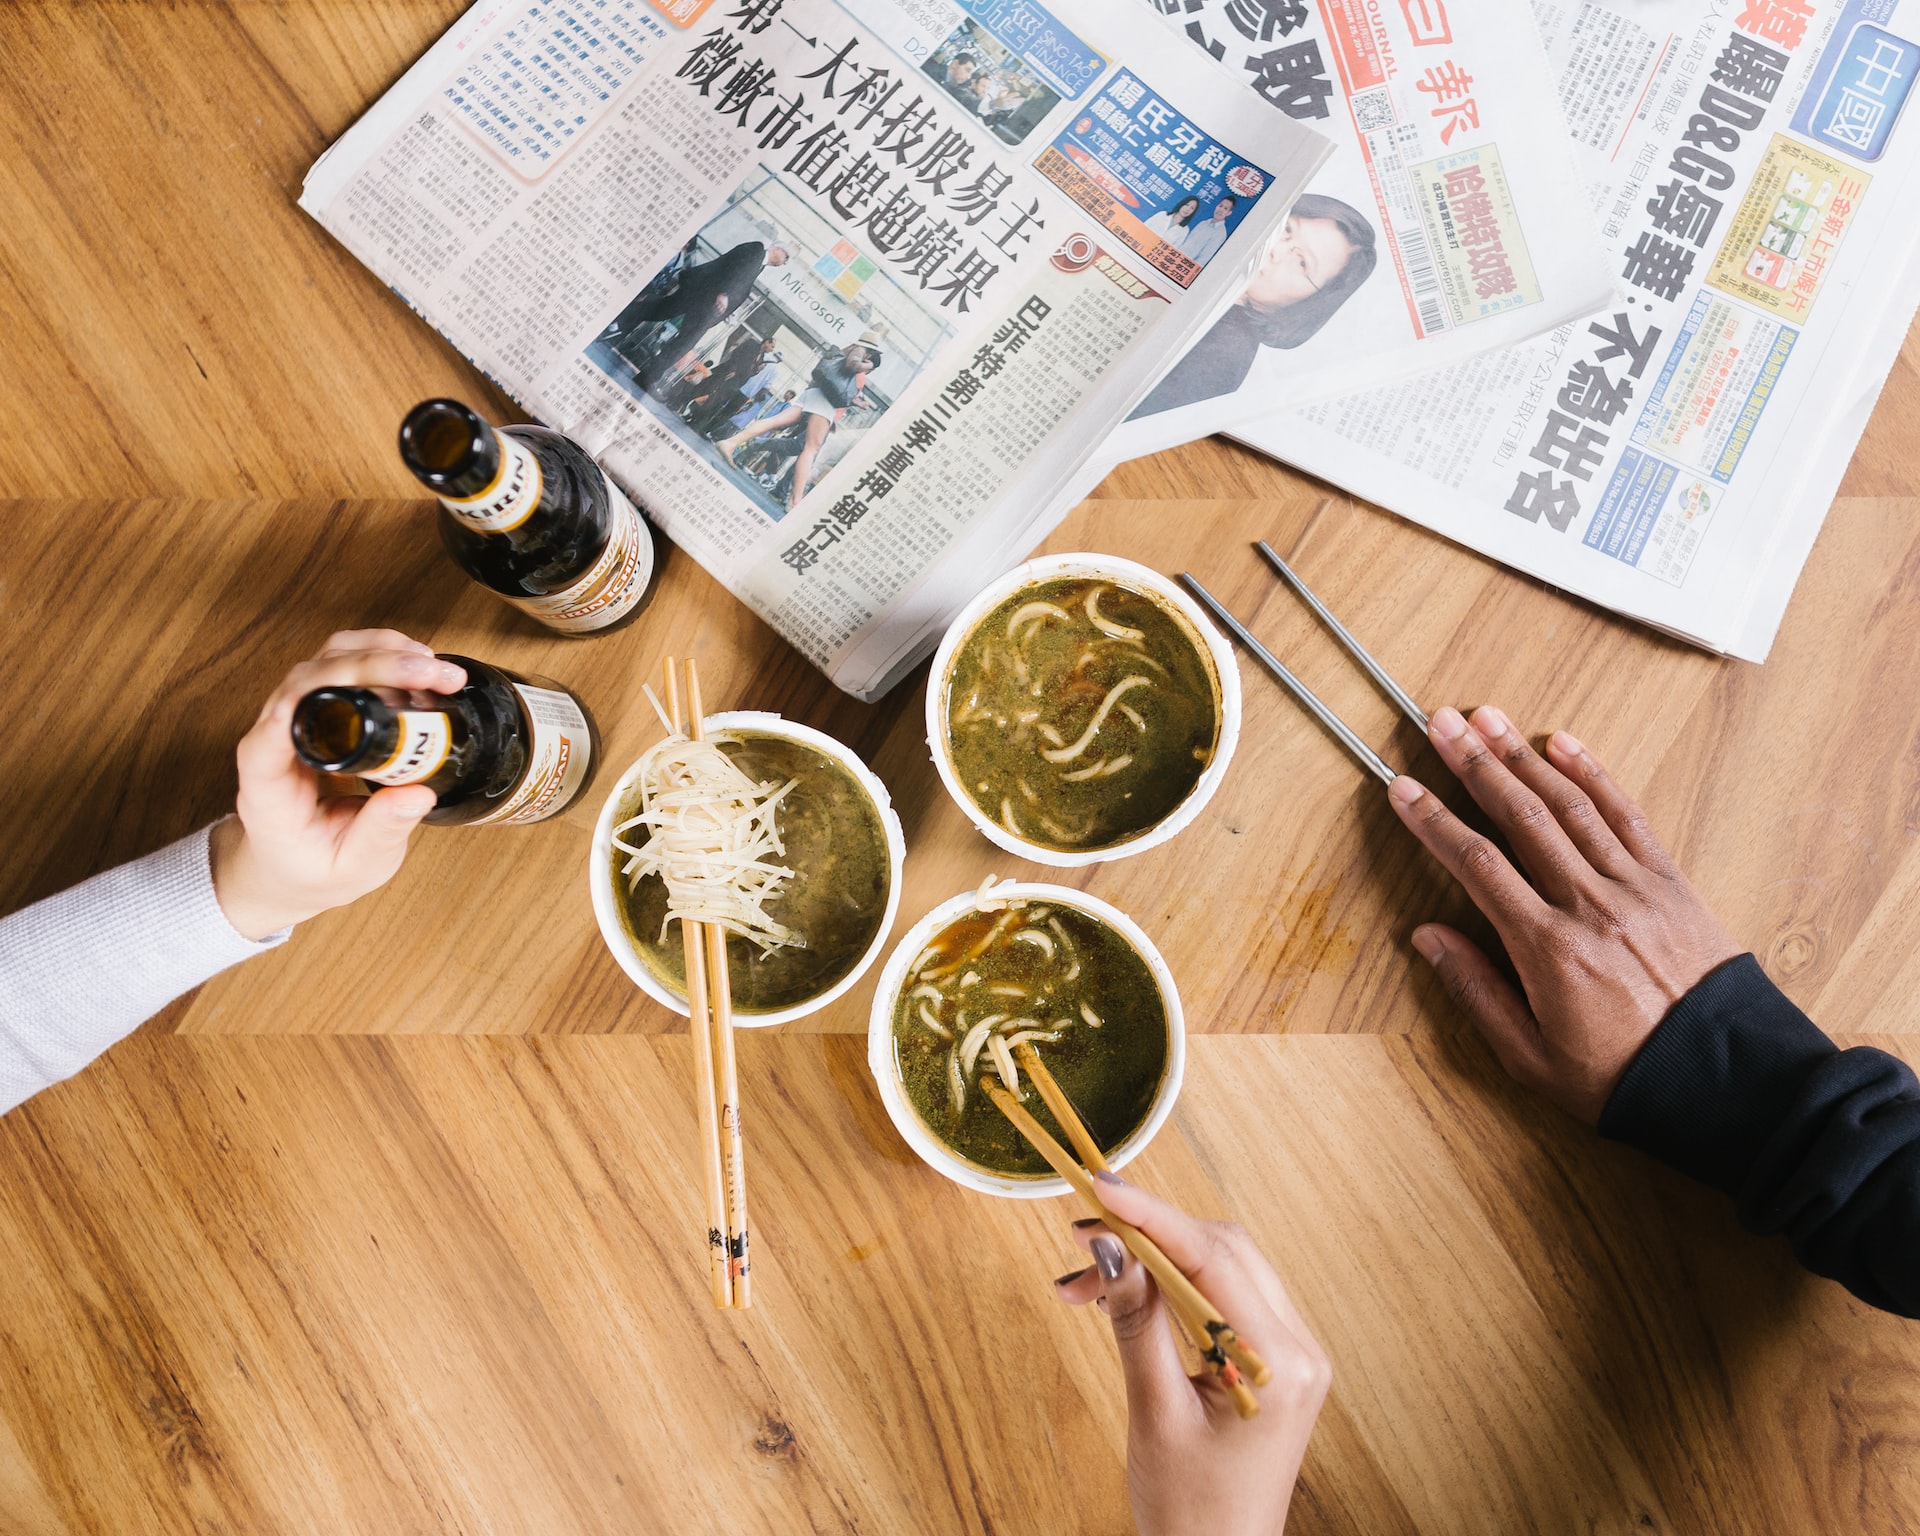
[990,1060,1332,1533]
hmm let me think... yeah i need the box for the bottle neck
[437,429,542,533]
[399,399,543,533]
[291,690,455,787]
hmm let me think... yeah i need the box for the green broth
[944,577,1219,852]
[891,902,1169,1178]
[615,732,891,1013]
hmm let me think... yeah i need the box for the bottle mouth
[400,399,493,488]
[291,688,375,772]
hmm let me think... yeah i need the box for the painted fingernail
[1091,1236,1125,1281]
[1093,1169,1128,1188]
[1412,927,1446,964]
[1431,705,1468,741]
[1071,1217,1104,1229]
[1055,1267,1090,1287]
[1550,730,1584,757]
[1389,776,1423,806]
[1473,705,1510,739]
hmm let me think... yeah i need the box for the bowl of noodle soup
[590,712,905,1027]
[926,553,1240,866]
[867,879,1186,1199]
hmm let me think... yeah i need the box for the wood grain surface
[3,3,1919,1532]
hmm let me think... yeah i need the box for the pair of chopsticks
[983,1044,1270,1419]
[662,656,752,1309]
[1181,541,1428,786]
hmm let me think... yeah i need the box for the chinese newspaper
[300,0,1330,698]
[1100,0,1618,462]
[1234,0,1920,660]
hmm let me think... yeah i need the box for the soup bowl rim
[866,880,1186,1199]
[924,551,1242,866]
[589,710,907,1028]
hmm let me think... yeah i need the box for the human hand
[1055,1174,1329,1536]
[1389,705,1741,1124]
[208,631,466,941]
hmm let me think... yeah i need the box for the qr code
[1352,89,1394,132]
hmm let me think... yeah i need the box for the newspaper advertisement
[1234,0,1920,659]
[1097,0,1617,463]
[300,0,1330,698]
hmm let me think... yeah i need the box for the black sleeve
[1598,953,1920,1317]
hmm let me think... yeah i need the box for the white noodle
[1004,1029,1063,1048]
[960,970,981,988]
[909,945,939,975]
[947,1046,965,1114]
[959,1018,997,1075]
[988,1033,1021,1096]
[1118,703,1146,731]
[1041,677,1153,763]
[988,984,1027,998]
[1037,723,1065,748]
[1013,929,1055,958]
[1059,759,1107,782]
[1097,755,1134,778]
[1086,585,1145,642]
[1006,600,1072,642]
[1000,797,1023,837]
[610,734,803,954]
[1080,1002,1103,1028]
[908,984,943,1004]
[917,1001,950,1038]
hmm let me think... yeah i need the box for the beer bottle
[290,655,598,826]
[399,399,655,635]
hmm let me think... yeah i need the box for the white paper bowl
[866,882,1186,1199]
[925,553,1241,866]
[590,711,906,1028]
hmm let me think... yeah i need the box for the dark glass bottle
[290,655,599,827]
[399,399,656,635]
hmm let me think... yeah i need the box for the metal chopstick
[1254,541,1429,733]
[1179,573,1398,787]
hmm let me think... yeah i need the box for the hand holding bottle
[209,631,465,941]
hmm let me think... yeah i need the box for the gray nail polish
[1092,1235,1124,1281]
[1094,1169,1127,1188]
[1071,1217,1103,1229]
[1055,1267,1089,1287]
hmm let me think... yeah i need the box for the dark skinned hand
[1388,705,1741,1124]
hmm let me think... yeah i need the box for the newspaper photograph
[1234,0,1920,661]
[300,0,1330,698]
[1101,0,1618,463]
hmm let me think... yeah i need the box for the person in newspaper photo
[599,237,791,390]
[922,19,1062,146]
[716,332,882,512]
[1135,194,1379,418]
[1144,196,1203,244]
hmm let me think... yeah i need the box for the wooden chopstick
[685,658,751,1307]
[666,659,733,1309]
[1013,1044,1258,1417]
[982,1072,1271,1398]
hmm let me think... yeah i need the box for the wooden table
[4,5,1918,1532]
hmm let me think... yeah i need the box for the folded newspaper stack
[301,0,1332,698]
[1106,0,1920,664]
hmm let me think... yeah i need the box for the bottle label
[469,683,593,826]
[361,711,452,787]
[504,478,654,634]
[439,432,542,533]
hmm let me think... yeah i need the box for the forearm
[1600,954,1920,1317]
[0,823,288,1115]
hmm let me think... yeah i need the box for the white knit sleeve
[0,823,290,1115]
